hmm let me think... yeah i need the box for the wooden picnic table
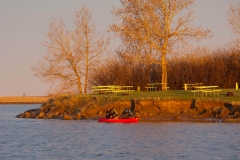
[184,83,203,90]
[145,83,168,91]
[191,86,221,97]
[111,86,134,95]
[91,86,115,94]
[91,85,134,95]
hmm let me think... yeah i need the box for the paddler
[105,109,111,119]
[122,108,133,118]
[109,107,118,119]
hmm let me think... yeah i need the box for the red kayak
[98,117,138,123]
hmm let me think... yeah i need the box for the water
[0,104,240,160]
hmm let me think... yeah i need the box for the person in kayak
[105,107,118,119]
[110,107,118,119]
[105,109,111,119]
[122,108,133,118]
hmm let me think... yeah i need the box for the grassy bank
[42,89,240,110]
[0,96,50,104]
[3,89,240,105]
[87,89,240,102]
[17,89,240,122]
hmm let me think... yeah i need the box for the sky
[0,0,239,96]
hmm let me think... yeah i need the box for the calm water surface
[0,104,240,160]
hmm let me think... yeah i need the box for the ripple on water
[0,105,240,160]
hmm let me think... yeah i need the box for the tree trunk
[84,61,88,94]
[84,31,89,94]
[161,38,168,91]
[78,76,83,94]
[161,52,167,91]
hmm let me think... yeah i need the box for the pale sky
[0,0,239,96]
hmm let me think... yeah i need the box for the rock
[139,111,148,117]
[16,113,24,118]
[234,111,240,118]
[80,115,87,120]
[36,111,45,118]
[227,92,234,96]
[24,112,31,118]
[134,112,141,118]
[20,108,41,118]
[175,115,181,121]
[45,112,54,119]
[73,112,82,120]
[148,113,154,116]
[200,110,213,118]
[190,115,198,119]
[63,114,73,120]
[218,108,229,118]
[97,111,103,115]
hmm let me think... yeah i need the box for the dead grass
[0,96,50,104]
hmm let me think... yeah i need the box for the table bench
[145,87,157,91]
[146,83,168,91]
[191,86,221,97]
[191,90,201,97]
[202,89,222,96]
[184,83,203,90]
[91,88,113,94]
[162,86,170,90]
[108,90,126,95]
[91,85,135,95]
[108,90,135,95]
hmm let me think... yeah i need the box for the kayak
[98,118,138,123]
[98,117,138,123]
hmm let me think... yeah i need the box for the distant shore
[0,96,49,104]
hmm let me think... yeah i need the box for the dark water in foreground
[0,104,240,160]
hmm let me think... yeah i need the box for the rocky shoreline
[16,98,240,122]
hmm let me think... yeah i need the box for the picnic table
[184,83,203,90]
[145,83,168,91]
[111,86,134,95]
[191,86,222,97]
[91,86,114,93]
[91,85,134,95]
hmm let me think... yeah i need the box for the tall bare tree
[32,7,109,95]
[110,0,211,90]
[228,2,240,35]
[228,2,240,49]
[74,7,110,93]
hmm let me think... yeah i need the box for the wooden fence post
[184,83,187,90]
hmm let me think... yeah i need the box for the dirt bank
[16,99,240,122]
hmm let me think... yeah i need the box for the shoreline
[0,96,49,104]
[138,117,240,123]
[0,102,44,104]
[16,98,240,122]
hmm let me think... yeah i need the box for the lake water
[0,104,240,160]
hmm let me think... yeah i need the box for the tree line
[90,46,240,90]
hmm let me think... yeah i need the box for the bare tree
[74,7,110,93]
[32,7,109,95]
[110,0,211,90]
[228,2,240,49]
[228,2,240,35]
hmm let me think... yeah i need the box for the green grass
[40,89,240,112]
[48,89,240,108]
[87,89,240,102]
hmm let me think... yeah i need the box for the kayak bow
[98,117,138,123]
